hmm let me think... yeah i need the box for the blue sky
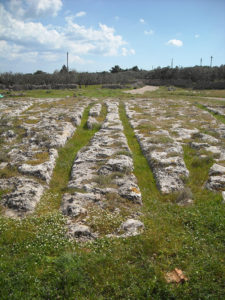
[0,0,224,73]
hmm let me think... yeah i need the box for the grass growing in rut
[35,102,107,215]
[196,103,225,125]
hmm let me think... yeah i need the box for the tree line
[0,65,225,90]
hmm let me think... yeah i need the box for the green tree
[110,65,123,73]
[60,65,68,74]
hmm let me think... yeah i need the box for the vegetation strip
[196,102,225,124]
[35,103,107,215]
[119,102,165,208]
[182,144,221,201]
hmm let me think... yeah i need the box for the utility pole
[171,58,173,68]
[200,58,202,66]
[67,52,69,71]
[210,56,213,67]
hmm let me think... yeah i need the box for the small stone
[209,164,225,176]
[87,116,99,129]
[222,191,225,203]
[0,162,8,169]
[120,219,144,236]
[69,224,93,238]
[7,130,16,138]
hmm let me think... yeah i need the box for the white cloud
[0,40,38,62]
[69,54,88,64]
[0,3,131,67]
[166,39,183,47]
[7,0,25,19]
[7,0,63,18]
[195,34,200,38]
[139,18,145,24]
[121,48,136,56]
[75,11,86,18]
[122,47,128,56]
[144,30,154,35]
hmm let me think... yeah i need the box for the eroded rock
[119,219,144,237]
[1,177,45,215]
[206,164,225,191]
[18,149,58,183]
[61,100,142,240]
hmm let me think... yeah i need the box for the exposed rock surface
[68,101,141,203]
[0,97,90,216]
[119,219,144,237]
[87,103,102,129]
[1,177,45,216]
[18,149,58,183]
[61,100,142,240]
[67,224,97,242]
[89,103,102,117]
[125,98,225,196]
[206,164,225,191]
[222,191,225,203]
[125,101,189,194]
[205,105,225,118]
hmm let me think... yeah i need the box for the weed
[150,135,173,144]
[24,119,39,124]
[0,165,19,179]
[176,187,193,204]
[0,150,8,163]
[93,174,117,188]
[191,155,213,168]
[26,151,49,165]
[86,206,124,235]
[113,150,132,157]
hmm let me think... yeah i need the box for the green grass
[1,86,225,102]
[143,86,225,99]
[0,86,129,99]
[119,102,161,204]
[0,94,225,299]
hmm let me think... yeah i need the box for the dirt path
[200,96,225,102]
[124,85,159,94]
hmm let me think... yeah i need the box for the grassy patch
[0,165,20,179]
[1,86,225,102]
[26,151,49,165]
[183,145,218,198]
[86,205,124,235]
[24,118,40,124]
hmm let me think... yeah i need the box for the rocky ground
[61,100,143,241]
[0,97,90,217]
[204,103,225,117]
[0,95,224,236]
[124,98,225,201]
